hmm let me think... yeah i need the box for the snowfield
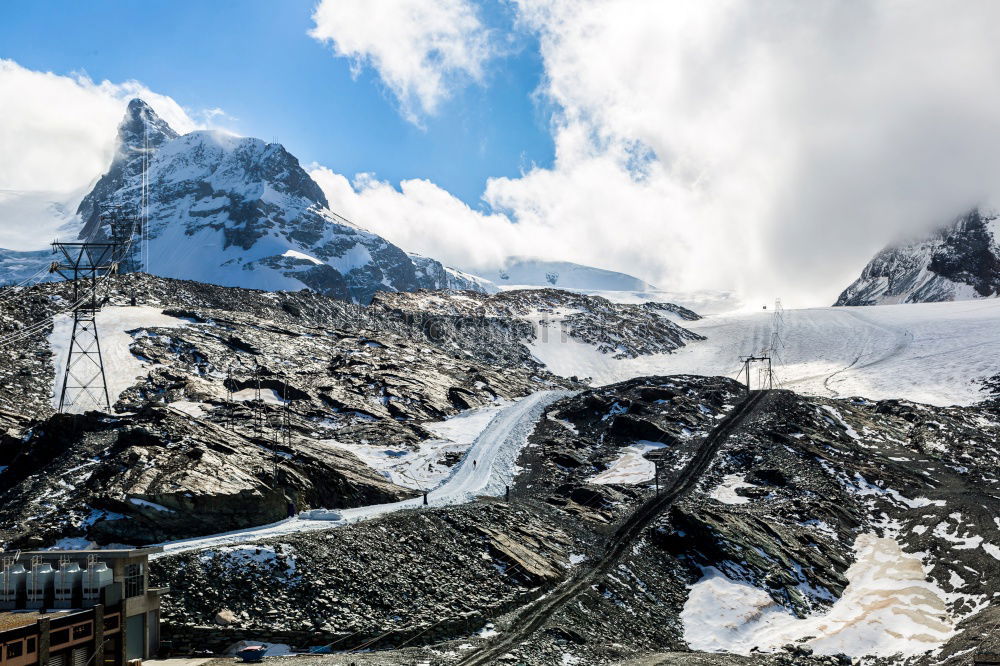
[324,400,511,490]
[682,534,956,658]
[531,299,1000,406]
[49,306,189,413]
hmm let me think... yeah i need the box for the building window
[51,629,70,645]
[124,563,145,598]
[104,615,119,631]
[7,641,23,659]
[72,624,92,640]
[27,638,36,654]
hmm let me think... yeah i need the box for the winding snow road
[151,390,573,559]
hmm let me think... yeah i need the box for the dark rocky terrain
[836,208,1000,306]
[0,273,703,550]
[0,273,578,547]
[3,270,1000,665]
[373,288,703,361]
[138,374,1000,665]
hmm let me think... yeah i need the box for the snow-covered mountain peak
[66,99,487,302]
[118,98,179,155]
[835,207,1000,306]
[153,130,329,209]
[118,97,177,141]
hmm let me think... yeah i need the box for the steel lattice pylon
[103,203,141,274]
[50,240,120,412]
[60,313,110,410]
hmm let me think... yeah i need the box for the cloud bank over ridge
[310,0,1000,306]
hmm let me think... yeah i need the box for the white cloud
[317,1,1000,307]
[0,59,209,249]
[309,0,493,124]
[310,166,525,268]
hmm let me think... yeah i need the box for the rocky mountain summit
[835,208,1000,306]
[0,99,488,302]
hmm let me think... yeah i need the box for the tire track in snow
[778,309,913,398]
[821,310,913,397]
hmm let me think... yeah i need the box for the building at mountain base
[0,548,164,666]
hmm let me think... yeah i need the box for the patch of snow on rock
[820,405,860,440]
[588,440,666,485]
[709,474,754,505]
[170,400,209,418]
[200,543,298,581]
[129,498,175,513]
[224,640,292,657]
[281,249,323,265]
[232,388,288,405]
[682,533,955,658]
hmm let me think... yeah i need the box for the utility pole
[104,203,141,308]
[50,237,121,411]
[739,355,773,391]
[282,373,291,448]
[103,203,140,274]
[766,297,784,359]
[225,364,234,430]
[399,469,429,506]
[252,361,264,438]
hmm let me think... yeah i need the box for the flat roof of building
[0,611,73,632]
[6,547,163,558]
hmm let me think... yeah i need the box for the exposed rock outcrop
[835,208,1000,305]
[0,274,574,547]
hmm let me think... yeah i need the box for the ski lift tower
[50,237,121,412]
[739,355,773,392]
[103,203,141,273]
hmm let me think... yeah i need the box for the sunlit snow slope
[49,306,189,413]
[531,299,1000,406]
[15,99,488,304]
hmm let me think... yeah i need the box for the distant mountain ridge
[1,99,489,303]
[835,208,1000,306]
[475,258,655,292]
[0,248,52,286]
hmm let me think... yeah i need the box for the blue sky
[4,1,998,306]
[0,0,553,207]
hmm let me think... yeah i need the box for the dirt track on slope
[457,389,770,666]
